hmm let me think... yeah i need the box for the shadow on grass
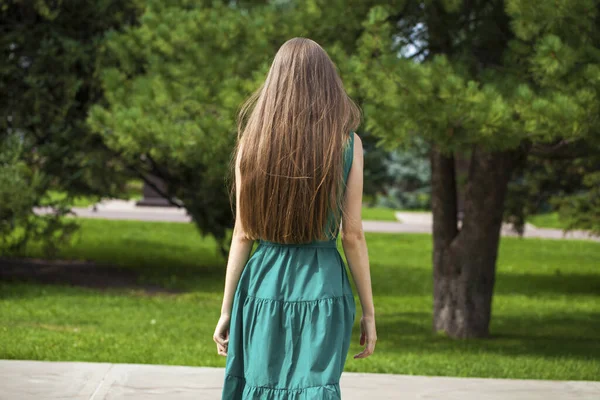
[0,255,226,299]
[3,258,599,300]
[374,312,600,361]
[62,236,222,268]
[495,272,600,296]
[365,265,600,297]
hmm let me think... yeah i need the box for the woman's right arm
[341,133,377,359]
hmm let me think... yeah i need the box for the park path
[1,360,598,400]
[38,199,599,242]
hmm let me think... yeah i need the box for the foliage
[0,0,142,253]
[0,134,76,257]
[377,142,431,210]
[361,130,394,204]
[556,172,600,235]
[88,0,397,248]
[1,219,598,380]
[506,155,600,234]
[88,0,279,247]
[356,2,600,155]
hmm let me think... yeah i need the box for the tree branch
[93,140,184,208]
[529,139,598,160]
[127,164,184,208]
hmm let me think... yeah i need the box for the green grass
[1,219,599,380]
[529,213,566,229]
[361,207,399,221]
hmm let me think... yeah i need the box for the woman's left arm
[220,225,254,317]
[213,150,254,356]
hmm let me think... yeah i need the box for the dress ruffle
[223,374,342,400]
[224,292,355,399]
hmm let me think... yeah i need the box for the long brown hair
[232,37,360,243]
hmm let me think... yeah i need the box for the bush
[0,134,77,257]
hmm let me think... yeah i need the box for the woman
[214,37,376,400]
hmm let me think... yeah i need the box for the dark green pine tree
[88,0,280,248]
[0,0,142,255]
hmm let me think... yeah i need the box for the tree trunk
[431,144,521,338]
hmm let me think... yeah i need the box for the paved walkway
[35,200,599,242]
[393,211,599,241]
[1,360,598,400]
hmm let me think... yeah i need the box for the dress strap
[342,132,354,183]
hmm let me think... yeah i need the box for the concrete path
[394,211,600,242]
[35,200,598,242]
[1,360,598,400]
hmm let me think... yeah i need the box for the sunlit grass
[361,207,399,221]
[1,219,599,380]
[529,212,565,229]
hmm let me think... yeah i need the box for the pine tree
[88,1,281,247]
[0,0,141,254]
[356,0,600,337]
[88,0,393,247]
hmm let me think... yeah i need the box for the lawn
[361,207,399,221]
[1,219,599,380]
[529,212,566,230]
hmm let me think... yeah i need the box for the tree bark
[432,144,522,338]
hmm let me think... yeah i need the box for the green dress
[221,133,356,400]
